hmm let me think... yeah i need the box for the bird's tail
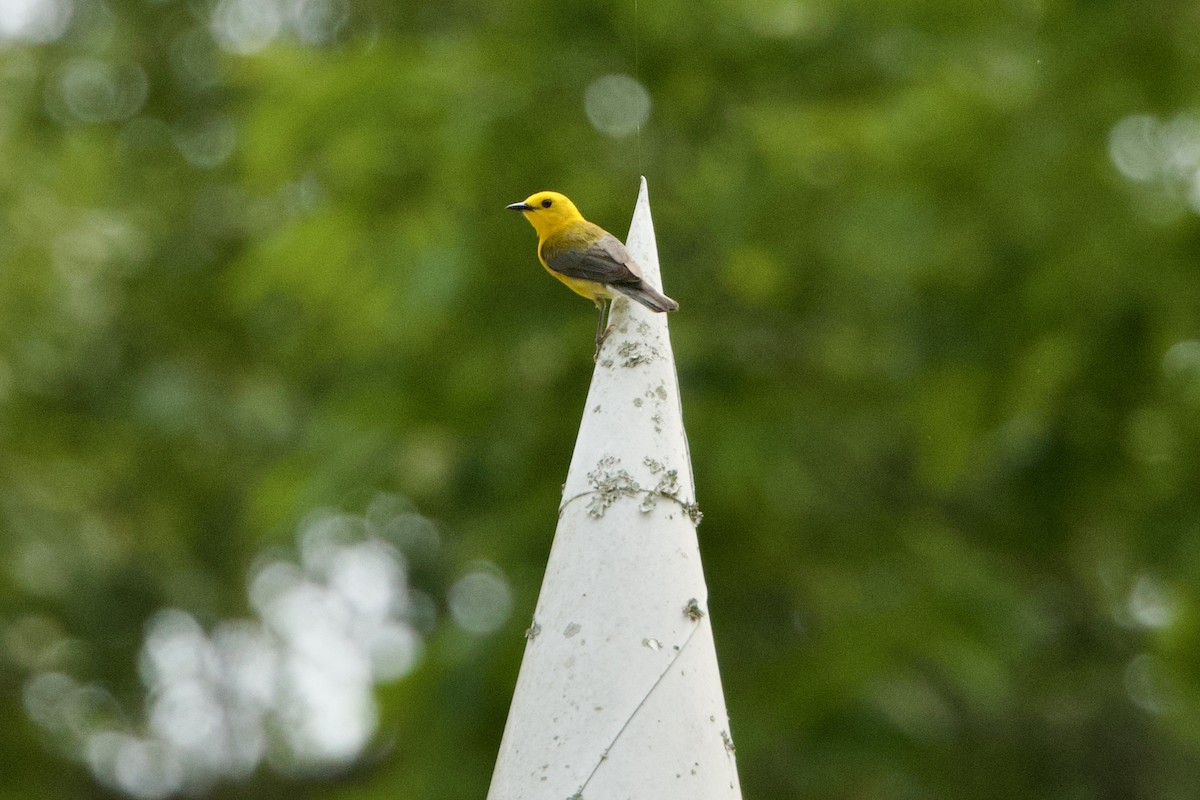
[615,281,679,313]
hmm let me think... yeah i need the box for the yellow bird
[506,191,678,357]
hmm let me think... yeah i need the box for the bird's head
[506,191,583,238]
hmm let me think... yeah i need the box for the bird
[506,191,678,359]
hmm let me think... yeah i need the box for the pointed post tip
[636,176,649,207]
[626,179,659,292]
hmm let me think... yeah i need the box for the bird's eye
[541,198,553,208]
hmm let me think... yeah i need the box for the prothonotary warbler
[506,191,678,358]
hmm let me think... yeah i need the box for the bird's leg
[593,298,612,362]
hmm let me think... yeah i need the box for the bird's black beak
[506,202,533,211]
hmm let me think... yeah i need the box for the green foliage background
[3,0,1200,797]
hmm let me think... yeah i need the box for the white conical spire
[487,178,742,800]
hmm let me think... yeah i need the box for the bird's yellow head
[505,191,584,239]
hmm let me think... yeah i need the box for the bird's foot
[593,325,616,362]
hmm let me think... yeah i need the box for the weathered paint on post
[487,178,743,800]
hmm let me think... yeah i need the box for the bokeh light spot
[1162,339,1200,403]
[1108,115,1161,183]
[448,564,512,634]
[210,0,284,55]
[22,498,426,795]
[290,0,348,45]
[584,73,651,138]
[1124,653,1173,716]
[169,28,223,92]
[173,115,237,169]
[22,670,77,730]
[0,0,73,44]
[1109,112,1200,216]
[1126,574,1177,630]
[873,676,957,744]
[744,0,833,40]
[59,59,148,124]
[112,736,184,800]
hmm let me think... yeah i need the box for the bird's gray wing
[542,229,644,287]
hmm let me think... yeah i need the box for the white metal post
[487,178,743,800]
